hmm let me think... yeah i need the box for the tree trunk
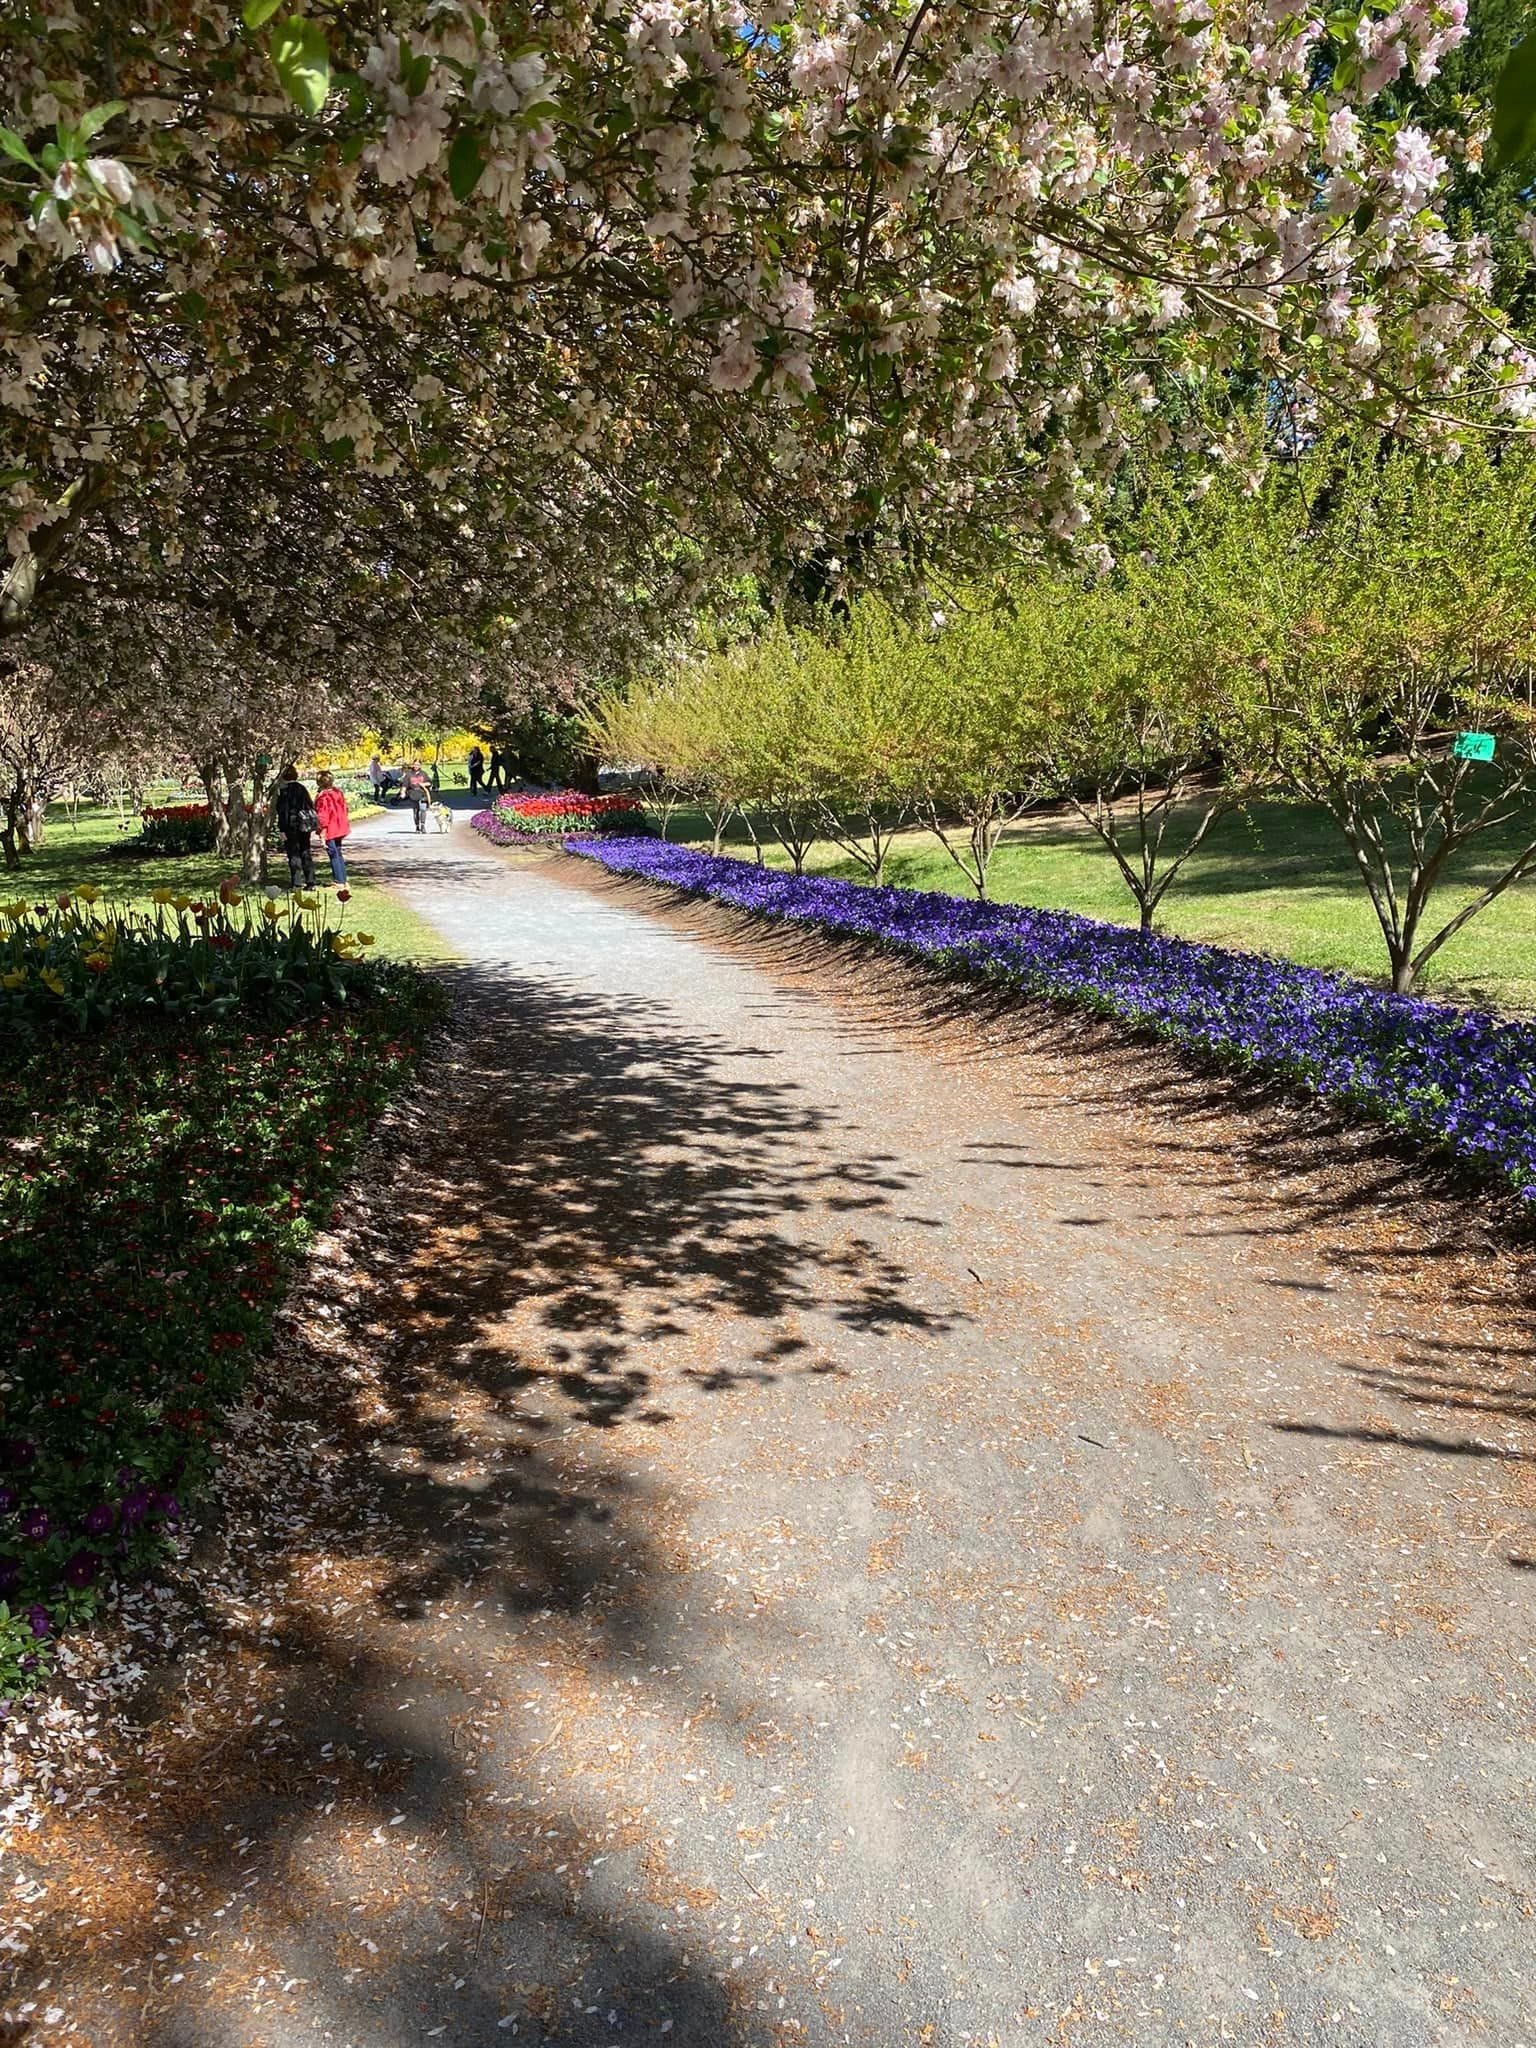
[0,786,21,870]
[199,760,234,855]
[18,788,46,852]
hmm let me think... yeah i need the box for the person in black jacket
[273,763,317,888]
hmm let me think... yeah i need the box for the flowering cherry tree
[1,0,1523,652]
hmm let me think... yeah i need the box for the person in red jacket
[314,771,351,885]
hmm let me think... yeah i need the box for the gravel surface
[2,806,1534,2048]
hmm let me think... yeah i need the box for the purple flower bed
[567,837,1536,1201]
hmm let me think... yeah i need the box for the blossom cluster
[0,0,1527,682]
[568,838,1536,1200]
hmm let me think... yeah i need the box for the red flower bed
[141,802,212,827]
[135,802,216,856]
[473,792,649,843]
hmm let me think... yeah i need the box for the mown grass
[13,801,453,963]
[665,794,1536,1013]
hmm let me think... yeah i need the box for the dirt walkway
[3,808,1534,2048]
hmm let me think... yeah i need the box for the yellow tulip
[83,951,110,973]
[296,892,320,911]
[357,933,375,946]
[41,968,65,996]
[151,889,173,907]
[1,968,26,990]
[76,883,102,905]
[171,894,192,913]
[261,899,282,923]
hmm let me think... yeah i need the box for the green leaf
[76,99,126,143]
[448,128,486,199]
[242,0,283,25]
[0,125,37,171]
[271,17,331,118]
[1492,37,1536,171]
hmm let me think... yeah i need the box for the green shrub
[0,971,444,1699]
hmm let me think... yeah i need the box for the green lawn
[12,801,453,963]
[667,796,1536,1014]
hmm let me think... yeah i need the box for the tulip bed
[471,791,649,847]
[132,801,218,857]
[568,837,1536,1202]
[0,884,386,1036]
[0,939,443,1699]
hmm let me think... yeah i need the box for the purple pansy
[119,1487,154,1528]
[568,838,1536,1200]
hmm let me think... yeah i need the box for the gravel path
[5,805,1534,2048]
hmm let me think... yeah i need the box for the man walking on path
[314,770,351,884]
[467,744,485,796]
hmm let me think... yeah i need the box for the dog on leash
[432,799,453,834]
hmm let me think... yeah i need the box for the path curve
[6,803,1535,2048]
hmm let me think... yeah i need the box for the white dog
[432,799,454,834]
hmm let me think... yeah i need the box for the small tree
[1043,565,1256,934]
[911,601,1052,898]
[1201,439,1536,996]
[0,659,86,868]
[805,600,922,884]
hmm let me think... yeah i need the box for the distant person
[403,761,432,834]
[467,745,485,795]
[487,746,504,792]
[314,770,351,885]
[273,763,317,889]
[368,753,386,801]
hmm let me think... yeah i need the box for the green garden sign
[1453,732,1496,762]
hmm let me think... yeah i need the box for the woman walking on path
[273,764,317,889]
[403,762,432,834]
[314,771,351,884]
[467,744,485,796]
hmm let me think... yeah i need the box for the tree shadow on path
[2,956,954,2047]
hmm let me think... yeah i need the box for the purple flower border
[565,837,1536,1202]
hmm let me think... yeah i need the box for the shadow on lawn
[3,960,950,2046]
